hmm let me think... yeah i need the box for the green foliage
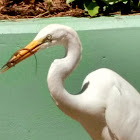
[67,0,140,16]
[66,0,75,3]
[83,0,99,16]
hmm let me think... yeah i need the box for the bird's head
[0,24,70,73]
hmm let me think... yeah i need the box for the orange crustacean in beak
[0,39,43,73]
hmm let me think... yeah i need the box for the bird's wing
[105,82,140,140]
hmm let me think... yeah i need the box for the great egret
[1,24,140,140]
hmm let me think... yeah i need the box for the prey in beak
[0,39,43,73]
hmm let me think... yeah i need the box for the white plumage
[2,24,140,140]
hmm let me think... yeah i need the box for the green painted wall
[0,16,140,140]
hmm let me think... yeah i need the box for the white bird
[1,24,140,140]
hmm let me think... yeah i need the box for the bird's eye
[46,34,52,42]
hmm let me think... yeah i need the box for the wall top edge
[0,16,140,34]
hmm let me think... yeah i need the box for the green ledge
[0,15,140,34]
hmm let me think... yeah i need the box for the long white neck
[47,31,82,119]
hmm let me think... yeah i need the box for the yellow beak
[0,39,43,73]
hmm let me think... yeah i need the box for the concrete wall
[0,16,140,140]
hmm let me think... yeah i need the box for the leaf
[101,0,119,5]
[84,1,99,16]
[139,0,140,7]
[121,0,128,4]
[89,6,99,16]
[66,0,75,4]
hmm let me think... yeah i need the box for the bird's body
[76,68,140,140]
[2,24,140,140]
